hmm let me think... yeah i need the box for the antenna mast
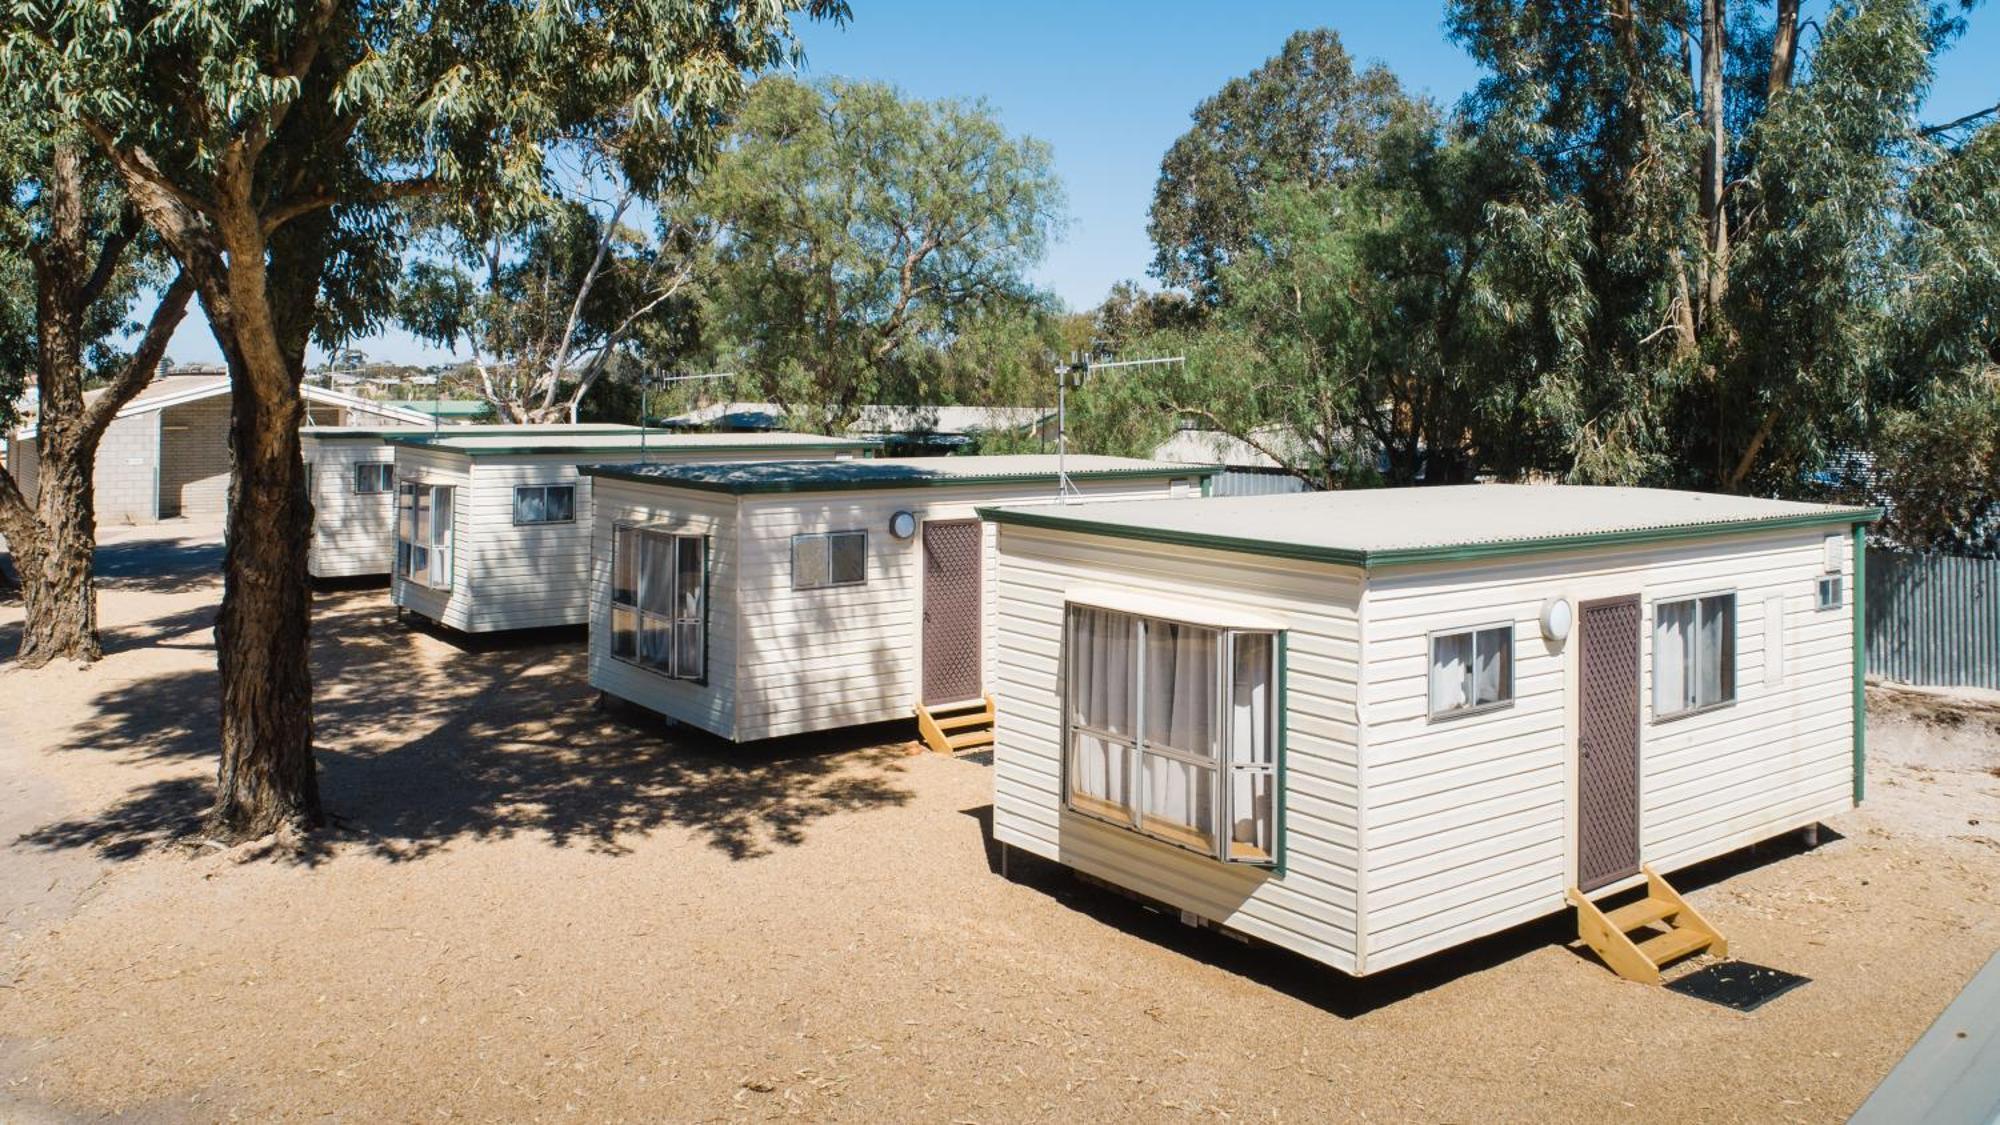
[1055,351,1185,504]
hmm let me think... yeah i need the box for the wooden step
[1567,866,1728,984]
[945,728,994,750]
[915,694,997,755]
[933,710,993,732]
[1635,925,1716,967]
[1605,896,1679,932]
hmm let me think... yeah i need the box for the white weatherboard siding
[587,479,740,735]
[991,524,1365,974]
[1355,526,1854,973]
[387,444,471,626]
[305,438,400,578]
[399,445,858,632]
[730,477,1185,742]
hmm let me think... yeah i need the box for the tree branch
[1921,101,2000,137]
[79,271,197,440]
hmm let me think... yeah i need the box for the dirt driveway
[1,522,1996,1122]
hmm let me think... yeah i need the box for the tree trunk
[9,451,101,665]
[1698,0,1730,322]
[1768,0,1800,99]
[204,201,324,840]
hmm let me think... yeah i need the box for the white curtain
[1228,634,1274,856]
[1473,628,1509,706]
[1655,600,1693,713]
[1430,632,1473,713]
[1068,607,1133,805]
[1140,622,1218,839]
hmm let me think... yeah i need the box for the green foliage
[1866,383,2000,556]
[697,76,1063,429]
[1148,28,1414,303]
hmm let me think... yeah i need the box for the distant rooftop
[981,485,1877,568]
[304,423,640,441]
[581,454,1217,495]
[663,401,1052,435]
[392,430,879,457]
[383,399,497,419]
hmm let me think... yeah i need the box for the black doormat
[955,749,994,766]
[1666,961,1811,1011]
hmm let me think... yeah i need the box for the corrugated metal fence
[1209,470,1310,498]
[1865,548,2000,690]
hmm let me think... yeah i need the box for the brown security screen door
[921,520,983,706]
[1576,595,1643,892]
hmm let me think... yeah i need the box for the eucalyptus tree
[698,77,1063,431]
[0,126,191,665]
[1449,0,1997,490]
[398,158,710,424]
[3,0,843,839]
[1147,28,1414,305]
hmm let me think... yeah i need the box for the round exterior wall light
[889,510,918,540]
[1540,596,1574,644]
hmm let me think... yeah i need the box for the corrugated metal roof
[303,423,639,441]
[982,485,1878,568]
[13,376,435,437]
[581,454,1217,495]
[391,431,879,456]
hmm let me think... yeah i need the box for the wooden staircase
[1567,866,1728,984]
[916,695,996,756]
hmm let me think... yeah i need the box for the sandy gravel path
[1,522,1995,1122]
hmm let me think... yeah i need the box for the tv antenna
[1055,350,1184,503]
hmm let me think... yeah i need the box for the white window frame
[394,481,454,589]
[609,525,706,682]
[791,530,868,590]
[352,462,395,495]
[1426,622,1516,721]
[1815,573,1843,611]
[512,483,577,526]
[1653,591,1737,721]
[1060,604,1281,868]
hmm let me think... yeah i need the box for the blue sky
[163,0,1999,366]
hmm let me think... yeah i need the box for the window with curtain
[610,526,705,681]
[394,482,453,589]
[1428,625,1514,719]
[792,531,867,589]
[513,484,576,525]
[1654,593,1735,719]
[352,462,395,494]
[1064,604,1279,867]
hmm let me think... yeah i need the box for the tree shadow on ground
[16,586,917,864]
[962,804,1839,1020]
[90,534,224,597]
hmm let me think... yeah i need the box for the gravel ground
[0,521,1996,1122]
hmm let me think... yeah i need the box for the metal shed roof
[980,485,1879,568]
[387,431,879,457]
[580,454,1218,495]
[304,423,640,441]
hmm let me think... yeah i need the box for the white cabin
[305,424,641,579]
[581,455,1219,743]
[983,485,1876,977]
[390,431,876,633]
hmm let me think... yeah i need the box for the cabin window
[1815,574,1843,611]
[1063,605,1279,867]
[1428,625,1514,719]
[352,462,395,494]
[792,531,867,589]
[394,483,454,589]
[1654,593,1735,719]
[513,484,576,525]
[610,527,705,681]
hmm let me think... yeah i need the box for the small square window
[353,463,395,494]
[1816,574,1843,611]
[792,531,867,589]
[1429,625,1515,719]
